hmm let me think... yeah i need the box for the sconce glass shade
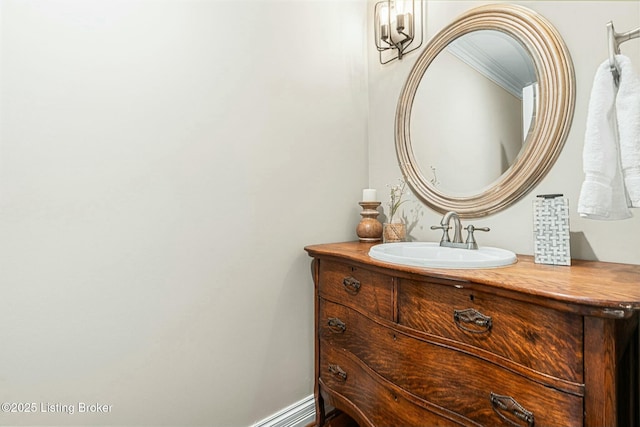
[374,0,423,64]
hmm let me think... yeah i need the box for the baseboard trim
[252,394,315,427]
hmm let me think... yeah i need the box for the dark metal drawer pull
[342,276,361,294]
[328,364,347,381]
[490,392,534,427]
[453,308,493,334]
[327,317,346,333]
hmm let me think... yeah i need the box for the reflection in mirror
[411,30,538,196]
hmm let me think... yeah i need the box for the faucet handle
[430,225,451,243]
[465,225,490,249]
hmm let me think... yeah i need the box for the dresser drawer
[320,345,461,427]
[318,260,393,320]
[398,279,583,382]
[320,299,583,427]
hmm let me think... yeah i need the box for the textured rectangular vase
[533,195,571,266]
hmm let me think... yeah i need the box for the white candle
[362,189,377,202]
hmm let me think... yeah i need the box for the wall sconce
[374,0,423,64]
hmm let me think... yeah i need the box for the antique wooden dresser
[305,242,640,427]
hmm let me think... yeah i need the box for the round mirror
[396,4,575,217]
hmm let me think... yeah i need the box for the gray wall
[0,1,368,425]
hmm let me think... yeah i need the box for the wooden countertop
[305,241,640,317]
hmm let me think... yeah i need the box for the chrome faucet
[443,211,464,244]
[430,211,489,250]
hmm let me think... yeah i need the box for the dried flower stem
[387,178,408,223]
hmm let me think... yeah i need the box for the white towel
[616,55,640,208]
[578,58,632,220]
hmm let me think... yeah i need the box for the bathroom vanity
[305,242,640,427]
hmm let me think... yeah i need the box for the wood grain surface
[307,241,639,427]
[306,242,640,315]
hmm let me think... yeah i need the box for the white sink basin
[369,242,517,269]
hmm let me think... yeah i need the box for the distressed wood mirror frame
[396,4,576,218]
